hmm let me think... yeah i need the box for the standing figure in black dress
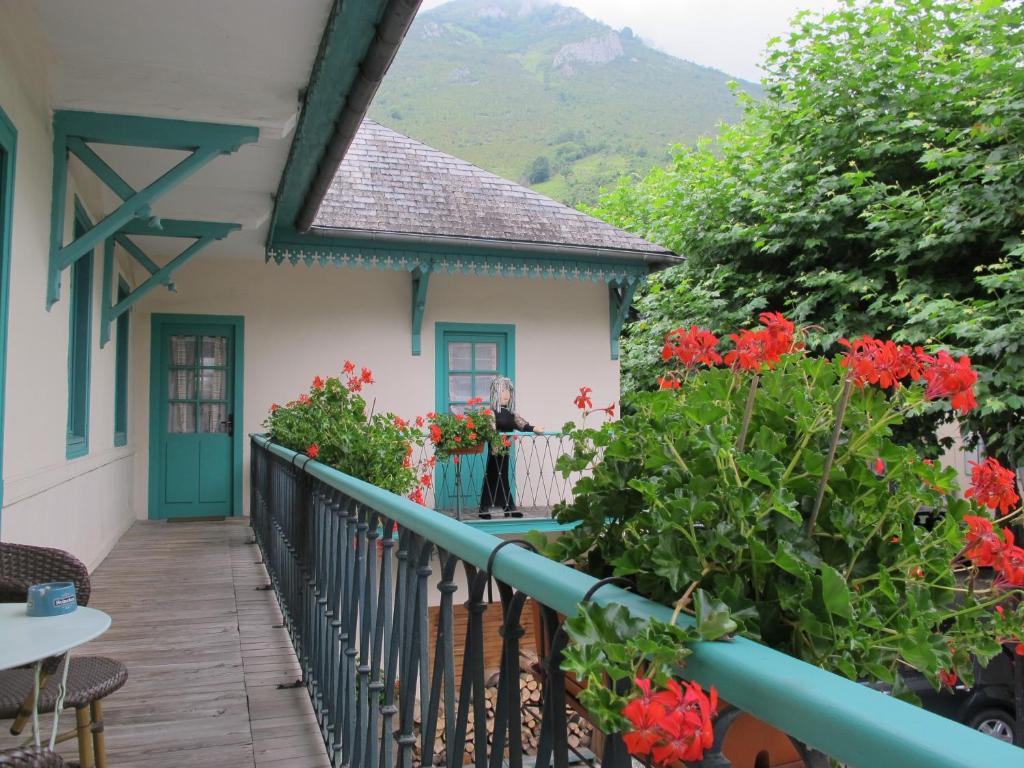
[479,377,543,519]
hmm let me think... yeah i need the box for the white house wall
[130,259,620,518]
[0,5,137,569]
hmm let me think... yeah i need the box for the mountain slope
[368,0,759,205]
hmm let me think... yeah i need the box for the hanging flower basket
[448,442,486,456]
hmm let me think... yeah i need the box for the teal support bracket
[99,227,237,347]
[609,278,641,360]
[113,233,171,288]
[100,238,115,347]
[411,266,430,356]
[47,110,258,310]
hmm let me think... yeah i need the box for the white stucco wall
[131,258,620,517]
[0,4,137,569]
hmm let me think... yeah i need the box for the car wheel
[967,708,1015,743]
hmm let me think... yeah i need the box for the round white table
[0,603,111,749]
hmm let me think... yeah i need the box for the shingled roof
[311,120,676,262]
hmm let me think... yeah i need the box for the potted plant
[535,314,1024,765]
[426,397,508,460]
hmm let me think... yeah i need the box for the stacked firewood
[412,664,592,766]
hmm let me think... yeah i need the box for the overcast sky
[416,0,846,81]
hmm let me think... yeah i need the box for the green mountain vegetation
[368,0,760,205]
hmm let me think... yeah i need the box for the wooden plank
[0,520,329,768]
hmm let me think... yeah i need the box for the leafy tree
[591,0,1024,464]
[527,155,551,184]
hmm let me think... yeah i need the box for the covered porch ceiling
[36,0,419,261]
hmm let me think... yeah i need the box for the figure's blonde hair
[489,376,515,412]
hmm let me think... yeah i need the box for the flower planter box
[446,442,486,456]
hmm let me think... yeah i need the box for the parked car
[902,648,1017,744]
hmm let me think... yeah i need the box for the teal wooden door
[152,321,237,518]
[435,326,513,512]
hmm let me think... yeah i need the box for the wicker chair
[0,746,67,767]
[0,543,126,768]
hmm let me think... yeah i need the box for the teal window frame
[0,107,16,521]
[434,322,516,412]
[66,199,93,459]
[113,277,129,447]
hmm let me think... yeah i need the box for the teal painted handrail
[252,434,1021,768]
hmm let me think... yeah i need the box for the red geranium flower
[312,375,325,390]
[394,416,408,428]
[874,457,885,475]
[938,669,957,689]
[662,326,722,369]
[415,415,425,427]
[306,443,319,459]
[467,396,484,405]
[839,337,923,389]
[466,418,476,429]
[270,403,280,412]
[298,393,310,405]
[360,367,374,384]
[346,376,363,393]
[657,375,681,390]
[963,515,1006,568]
[409,487,425,506]
[429,424,443,444]
[724,328,774,372]
[574,386,593,410]
[342,360,355,374]
[420,474,432,489]
[921,350,978,414]
[995,531,1024,585]
[965,457,1019,516]
[621,679,667,757]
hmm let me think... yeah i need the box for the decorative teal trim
[47,111,257,309]
[410,267,430,356]
[0,106,16,524]
[267,236,648,285]
[148,314,245,519]
[609,278,642,360]
[269,0,391,238]
[66,199,93,459]
[113,279,129,447]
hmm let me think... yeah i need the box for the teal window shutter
[113,278,129,446]
[66,201,93,458]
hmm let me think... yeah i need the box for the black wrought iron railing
[415,432,586,521]
[249,435,1018,768]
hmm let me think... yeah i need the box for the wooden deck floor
[0,520,330,768]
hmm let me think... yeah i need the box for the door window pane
[448,374,473,402]
[199,369,227,401]
[168,369,195,400]
[475,374,495,399]
[475,343,497,371]
[448,342,472,370]
[170,335,195,366]
[201,336,228,367]
[168,403,196,433]
[200,403,227,433]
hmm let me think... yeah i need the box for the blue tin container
[26,582,78,617]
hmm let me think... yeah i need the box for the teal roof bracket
[48,110,258,309]
[609,277,642,360]
[410,265,431,356]
[99,228,232,348]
